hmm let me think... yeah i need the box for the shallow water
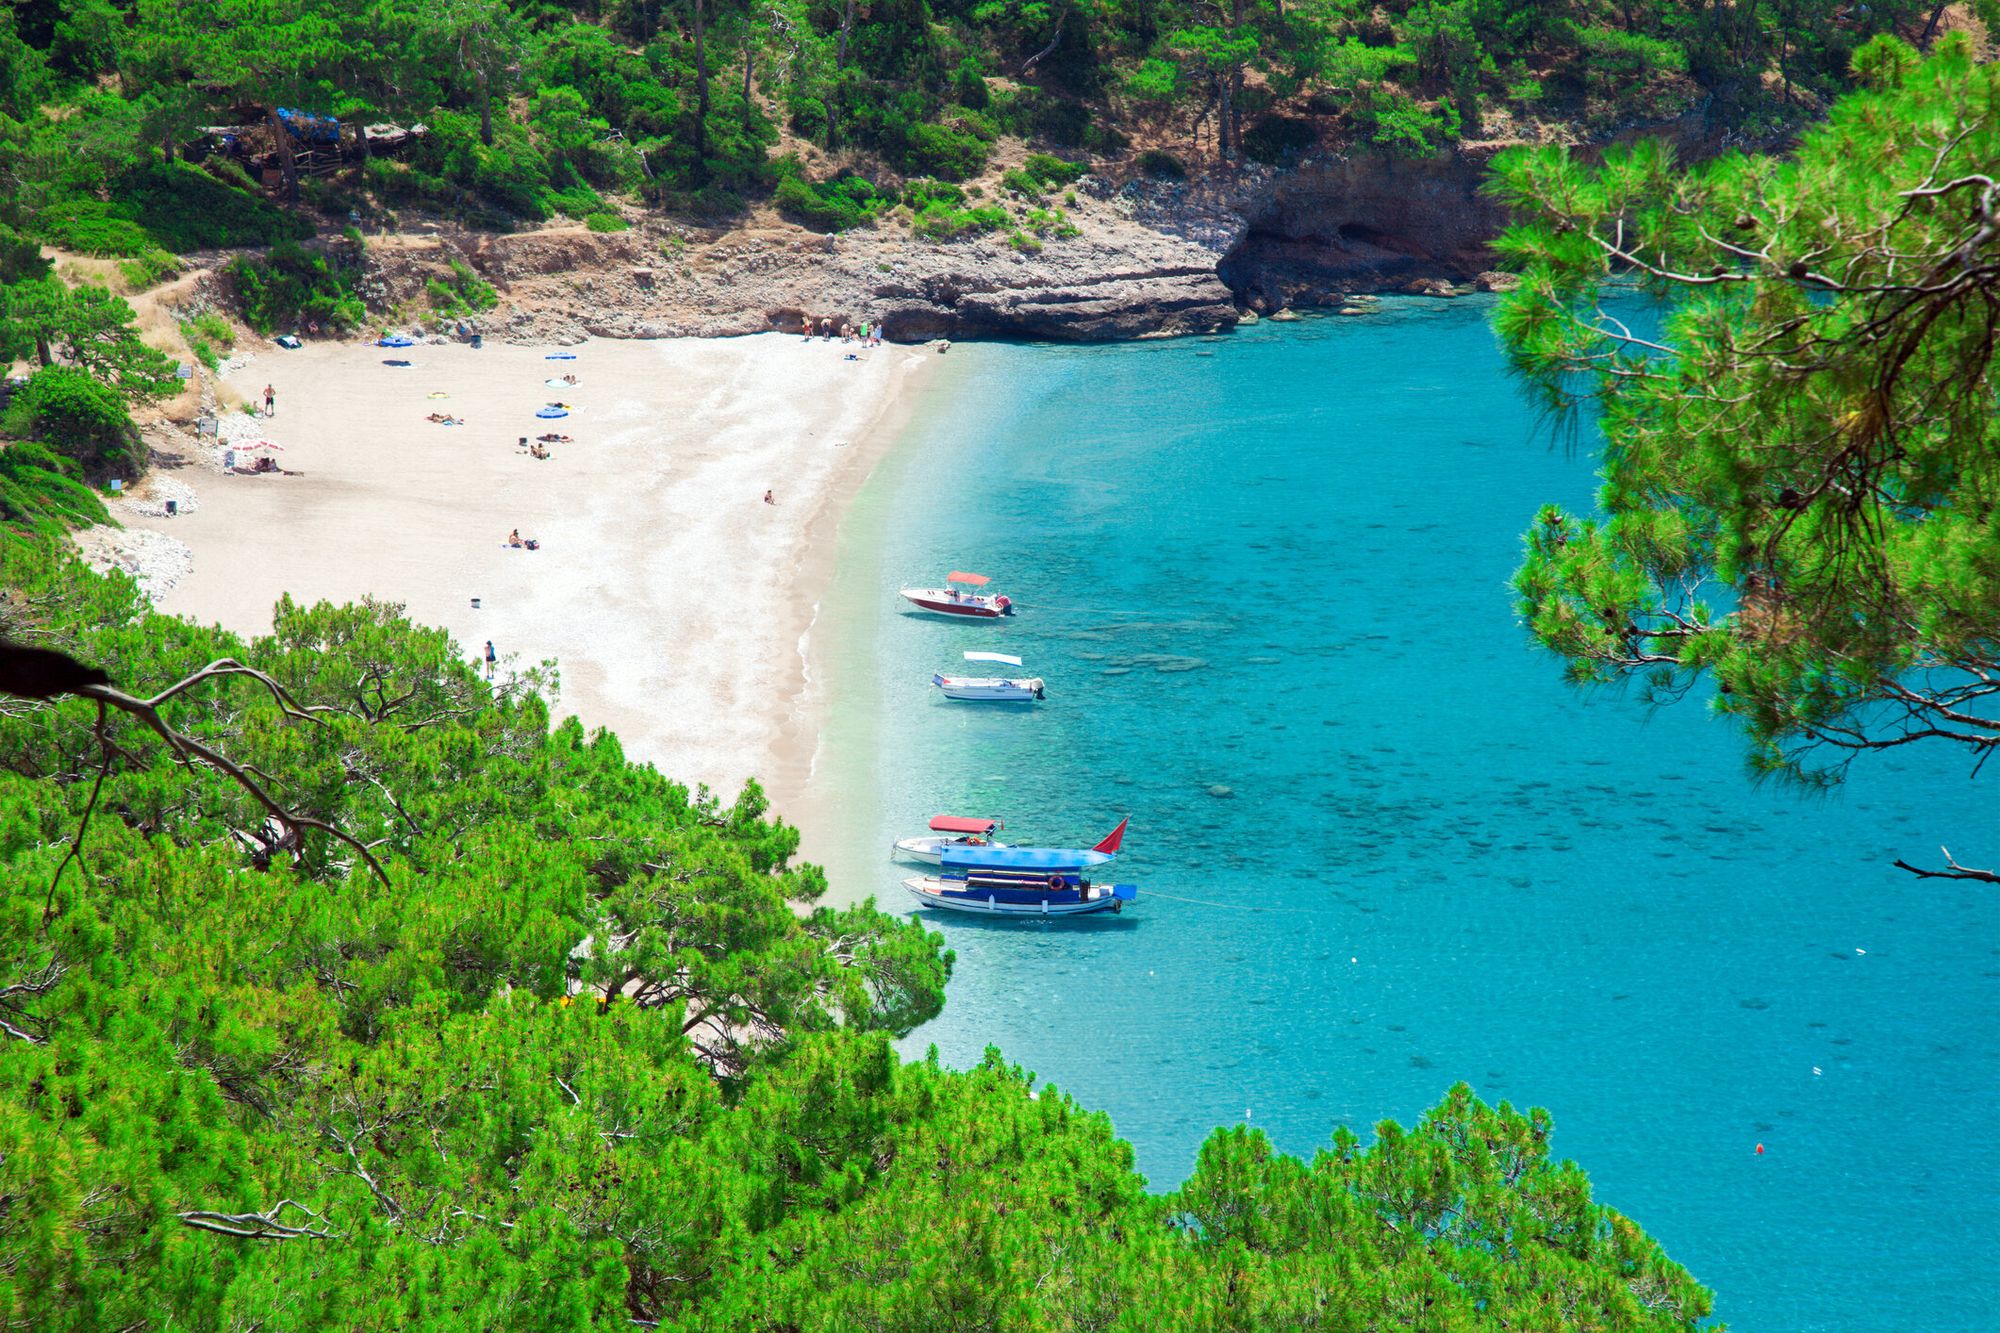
[814,299,2000,1329]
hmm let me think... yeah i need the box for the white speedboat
[933,651,1043,702]
[900,571,1014,618]
[893,815,1009,865]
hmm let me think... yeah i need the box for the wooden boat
[902,843,1137,917]
[900,571,1014,618]
[893,814,1009,865]
[933,651,1043,702]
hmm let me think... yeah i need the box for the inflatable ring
[1046,874,1064,892]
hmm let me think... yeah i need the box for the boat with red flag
[901,822,1137,917]
[899,571,1014,618]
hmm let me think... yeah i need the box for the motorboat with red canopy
[892,814,1010,866]
[892,815,1126,867]
[899,571,1014,618]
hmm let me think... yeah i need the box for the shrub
[36,200,153,257]
[186,311,235,347]
[999,168,1042,197]
[425,258,498,317]
[112,162,314,251]
[117,248,180,291]
[899,121,992,181]
[909,201,1007,241]
[3,366,143,479]
[773,171,883,232]
[0,441,110,536]
[225,242,364,334]
[583,211,628,232]
[544,183,607,219]
[1136,149,1186,179]
[1021,153,1086,186]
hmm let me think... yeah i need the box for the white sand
[125,333,927,809]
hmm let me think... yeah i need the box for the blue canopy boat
[902,836,1136,917]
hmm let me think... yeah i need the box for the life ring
[1046,874,1064,891]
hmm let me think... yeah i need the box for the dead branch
[1893,846,2000,885]
[178,1199,341,1241]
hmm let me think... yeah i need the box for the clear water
[811,299,2000,1330]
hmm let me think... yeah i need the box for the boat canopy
[941,845,1115,871]
[947,571,990,586]
[964,651,1023,667]
[929,815,1001,834]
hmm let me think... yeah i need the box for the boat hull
[903,876,1127,916]
[933,674,1044,702]
[900,588,1013,618]
[892,835,1011,865]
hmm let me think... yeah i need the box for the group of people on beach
[800,314,882,347]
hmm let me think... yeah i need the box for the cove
[810,297,2000,1330]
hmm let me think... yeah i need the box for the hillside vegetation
[0,0,1983,254]
[0,528,1718,1329]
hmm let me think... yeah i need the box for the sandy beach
[112,333,929,819]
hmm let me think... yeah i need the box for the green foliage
[1363,89,1460,157]
[109,161,314,252]
[0,278,178,401]
[1489,41,2000,862]
[897,119,995,182]
[1135,148,1186,179]
[424,257,498,318]
[2,365,141,478]
[0,532,1714,1330]
[116,247,180,291]
[224,241,364,335]
[773,168,883,233]
[583,210,627,232]
[34,198,155,257]
[0,440,111,536]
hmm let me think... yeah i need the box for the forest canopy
[0,0,1971,249]
[0,525,1717,1328]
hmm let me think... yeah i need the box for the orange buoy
[1755,1143,1765,1155]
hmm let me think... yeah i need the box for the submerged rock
[1206,783,1235,798]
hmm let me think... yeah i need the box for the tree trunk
[1921,0,1950,47]
[266,108,300,203]
[161,133,176,164]
[692,0,709,170]
[478,68,494,146]
[743,44,754,120]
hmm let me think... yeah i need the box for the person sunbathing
[426,412,462,424]
[508,529,522,547]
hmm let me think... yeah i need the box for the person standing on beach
[484,640,496,678]
[263,384,275,416]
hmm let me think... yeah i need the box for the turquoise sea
[809,299,2000,1330]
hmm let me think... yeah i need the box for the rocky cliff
[358,147,1515,346]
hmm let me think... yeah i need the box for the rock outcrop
[354,146,1528,345]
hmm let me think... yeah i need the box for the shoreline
[101,332,935,826]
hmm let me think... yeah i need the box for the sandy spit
[122,333,930,812]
